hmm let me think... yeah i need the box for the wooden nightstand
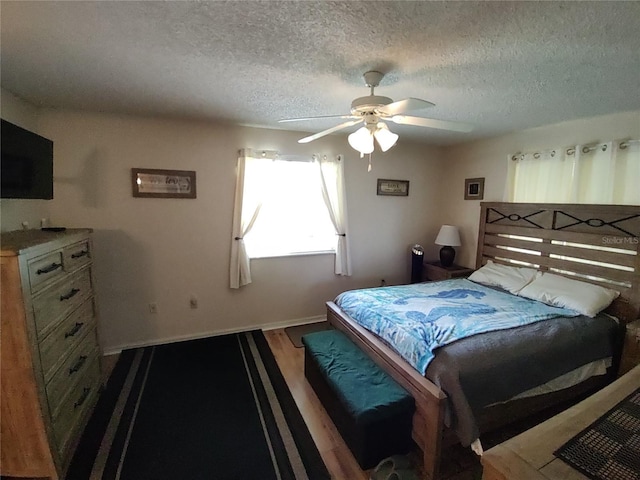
[619,319,640,376]
[423,261,474,282]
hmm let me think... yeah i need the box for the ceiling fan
[279,71,474,155]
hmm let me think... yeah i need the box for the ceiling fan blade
[390,115,474,133]
[279,114,355,123]
[378,98,435,116]
[298,119,362,144]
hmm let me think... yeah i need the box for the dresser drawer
[28,250,65,293]
[52,360,101,457]
[1,228,97,479]
[40,300,96,382]
[33,268,93,339]
[46,330,99,417]
[63,240,92,272]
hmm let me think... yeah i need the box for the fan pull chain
[368,154,372,172]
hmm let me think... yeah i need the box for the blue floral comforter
[335,278,579,375]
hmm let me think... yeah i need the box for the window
[243,158,336,258]
[230,149,351,288]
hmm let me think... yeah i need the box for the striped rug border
[90,348,145,479]
[248,330,329,479]
[67,330,329,480]
[100,347,154,479]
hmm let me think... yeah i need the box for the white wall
[0,88,52,229]
[440,110,640,268]
[6,91,635,353]
[3,108,445,353]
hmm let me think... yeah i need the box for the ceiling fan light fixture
[284,71,474,158]
[348,126,374,155]
[373,122,399,152]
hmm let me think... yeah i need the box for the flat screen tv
[1,119,54,199]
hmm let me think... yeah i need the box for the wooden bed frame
[326,202,640,480]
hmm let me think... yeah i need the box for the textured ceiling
[1,1,639,146]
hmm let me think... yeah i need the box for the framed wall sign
[464,177,485,200]
[132,168,197,199]
[377,179,410,196]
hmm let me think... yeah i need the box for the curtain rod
[620,139,639,149]
[239,149,342,162]
[511,138,638,161]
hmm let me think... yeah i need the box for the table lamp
[435,225,461,267]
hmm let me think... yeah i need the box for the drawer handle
[60,288,80,301]
[74,387,91,409]
[64,322,85,338]
[37,262,62,275]
[71,250,89,259]
[69,355,88,375]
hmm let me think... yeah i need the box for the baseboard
[102,314,327,356]
[262,314,327,331]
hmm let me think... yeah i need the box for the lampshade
[435,225,461,246]
[348,126,374,154]
[373,122,399,152]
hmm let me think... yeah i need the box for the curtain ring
[533,153,541,159]
[550,150,556,157]
[566,148,575,156]
[601,144,608,152]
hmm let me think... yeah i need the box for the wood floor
[94,329,481,480]
[264,328,371,479]
[85,328,593,480]
[264,328,486,480]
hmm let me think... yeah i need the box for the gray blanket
[425,313,619,446]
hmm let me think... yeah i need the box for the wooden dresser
[1,229,102,479]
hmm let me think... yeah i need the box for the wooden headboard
[476,202,640,322]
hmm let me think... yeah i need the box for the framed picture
[132,168,197,199]
[464,177,484,200]
[377,179,410,196]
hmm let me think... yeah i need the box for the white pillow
[468,260,539,294]
[518,273,619,317]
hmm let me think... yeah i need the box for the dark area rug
[68,331,329,480]
[285,321,332,348]
[554,387,640,480]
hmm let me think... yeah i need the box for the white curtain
[317,154,352,276]
[506,149,575,203]
[507,139,639,204]
[614,141,640,204]
[229,149,275,289]
[574,141,640,204]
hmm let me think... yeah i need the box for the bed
[326,202,640,480]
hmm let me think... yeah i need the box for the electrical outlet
[149,302,158,314]
[190,295,198,309]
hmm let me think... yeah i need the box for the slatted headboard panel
[476,203,640,322]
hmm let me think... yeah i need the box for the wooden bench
[302,329,415,469]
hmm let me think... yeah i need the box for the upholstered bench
[302,329,415,469]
